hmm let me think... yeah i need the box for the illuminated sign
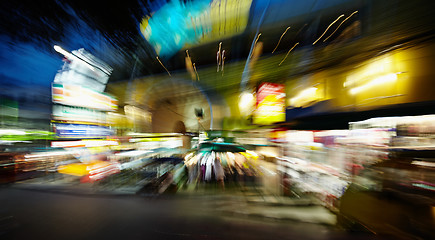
[140,0,252,58]
[53,123,114,138]
[286,131,314,143]
[289,87,319,107]
[344,54,399,95]
[253,83,286,125]
[52,105,107,124]
[191,0,253,45]
[53,47,112,93]
[52,83,117,111]
[51,140,119,148]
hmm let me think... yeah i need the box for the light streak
[323,11,358,42]
[217,42,222,72]
[193,63,200,81]
[295,24,307,37]
[249,33,262,59]
[221,50,225,74]
[290,87,317,105]
[54,45,97,72]
[349,73,398,95]
[279,42,299,66]
[272,27,290,53]
[313,14,344,45]
[156,56,171,76]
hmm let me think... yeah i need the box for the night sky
[0,0,164,89]
[0,0,355,92]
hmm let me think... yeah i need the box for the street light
[239,91,255,116]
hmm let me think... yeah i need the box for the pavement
[0,188,382,240]
[174,186,336,226]
[9,174,337,226]
[11,177,144,196]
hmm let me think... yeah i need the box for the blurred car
[338,149,435,239]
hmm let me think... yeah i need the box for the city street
[2,1,434,239]
[0,187,382,240]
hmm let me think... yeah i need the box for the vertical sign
[254,83,286,125]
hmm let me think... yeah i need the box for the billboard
[253,83,286,125]
[53,48,112,92]
[140,0,253,58]
[52,105,107,124]
[52,83,117,111]
[52,123,114,139]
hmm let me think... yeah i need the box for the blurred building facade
[107,0,435,133]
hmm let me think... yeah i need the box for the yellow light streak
[323,11,358,42]
[349,73,398,95]
[249,33,262,59]
[156,56,171,76]
[272,27,290,54]
[193,63,200,81]
[279,42,299,66]
[290,87,317,105]
[217,42,222,72]
[313,14,344,45]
